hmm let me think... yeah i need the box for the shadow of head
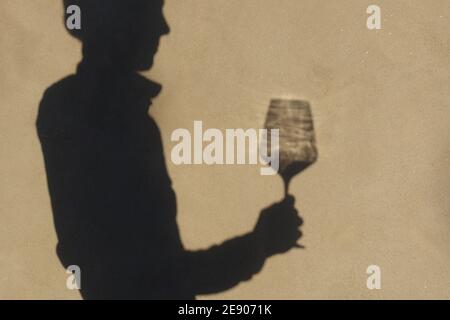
[63,0,170,71]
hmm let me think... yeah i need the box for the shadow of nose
[162,19,170,36]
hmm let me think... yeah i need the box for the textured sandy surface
[0,0,449,299]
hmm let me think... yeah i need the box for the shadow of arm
[182,232,266,295]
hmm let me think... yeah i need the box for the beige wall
[1,0,449,299]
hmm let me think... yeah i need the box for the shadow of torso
[37,67,191,299]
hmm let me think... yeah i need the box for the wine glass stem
[283,178,290,198]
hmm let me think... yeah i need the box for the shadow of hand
[253,195,304,257]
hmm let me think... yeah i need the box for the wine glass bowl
[264,99,318,196]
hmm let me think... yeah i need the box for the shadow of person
[37,0,303,299]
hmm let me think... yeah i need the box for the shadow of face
[129,0,170,70]
[65,0,170,71]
